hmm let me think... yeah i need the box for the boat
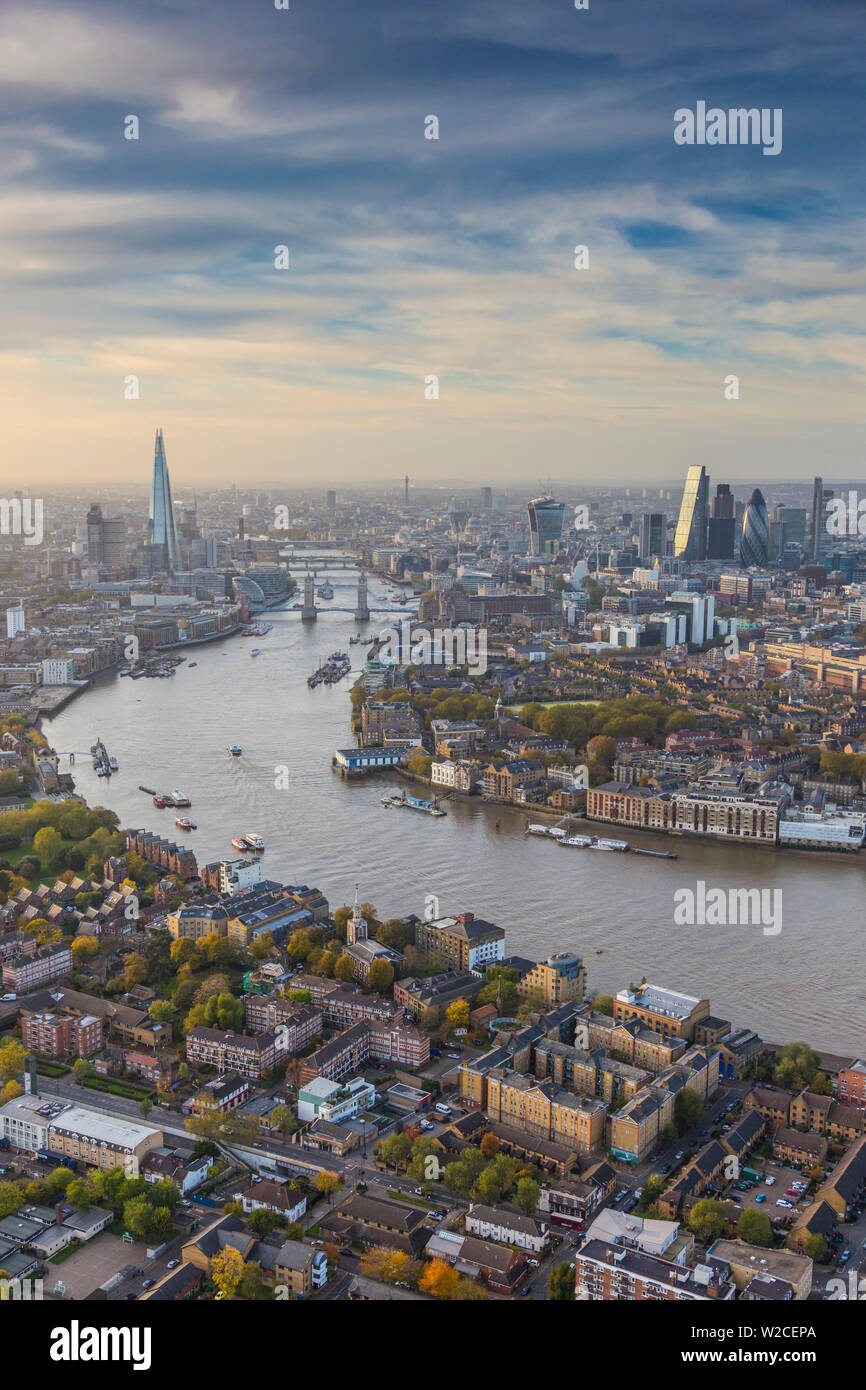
[175,817,192,830]
[188,662,197,668]
[171,790,191,806]
[228,744,243,757]
[591,837,629,852]
[633,847,678,859]
[560,834,593,848]
[317,583,334,600]
[108,757,119,771]
[153,795,167,808]
[250,649,261,657]
[243,832,265,851]
[231,837,250,851]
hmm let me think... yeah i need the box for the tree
[333,953,355,983]
[593,994,614,1016]
[248,1208,280,1237]
[0,1038,27,1085]
[548,1261,575,1301]
[586,735,617,766]
[689,1199,726,1243]
[804,1234,828,1262]
[270,1104,298,1138]
[515,1176,540,1217]
[407,752,432,779]
[474,1166,502,1205]
[773,1042,824,1094]
[211,1246,244,1300]
[418,1258,462,1300]
[0,1079,23,1105]
[737,1209,773,1247]
[445,999,470,1032]
[315,1171,341,1204]
[71,936,99,962]
[377,1132,411,1168]
[148,1000,177,1025]
[72,1058,96,1083]
[674,1089,703,1135]
[33,826,62,864]
[367,958,394,993]
[479,1133,500,1160]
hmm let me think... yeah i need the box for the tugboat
[231,836,251,852]
[228,744,243,757]
[153,795,167,808]
[171,790,191,807]
[175,816,193,831]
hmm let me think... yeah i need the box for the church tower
[347,882,366,945]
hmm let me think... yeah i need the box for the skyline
[3,0,866,487]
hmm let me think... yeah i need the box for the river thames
[47,564,864,1053]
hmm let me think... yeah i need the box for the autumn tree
[211,1246,244,1300]
[419,1258,462,1300]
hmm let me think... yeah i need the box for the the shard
[147,427,181,569]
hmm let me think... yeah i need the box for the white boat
[560,834,592,848]
[527,824,551,837]
[228,744,243,757]
[243,832,265,851]
[592,837,629,852]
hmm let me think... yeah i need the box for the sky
[2,0,866,490]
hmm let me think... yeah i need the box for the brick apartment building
[185,1026,278,1080]
[20,1009,103,1058]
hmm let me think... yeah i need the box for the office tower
[673,466,709,561]
[771,506,807,560]
[147,428,181,569]
[739,488,769,567]
[404,475,409,504]
[707,483,735,560]
[6,604,24,638]
[481,486,493,510]
[527,497,566,556]
[809,476,824,563]
[326,490,336,508]
[640,513,665,562]
[86,503,126,572]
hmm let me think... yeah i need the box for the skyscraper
[147,428,181,570]
[809,476,824,564]
[707,484,735,560]
[740,488,769,567]
[640,513,665,561]
[527,497,566,556]
[673,466,708,561]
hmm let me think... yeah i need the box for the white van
[434,1102,452,1117]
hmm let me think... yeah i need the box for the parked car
[141,1279,156,1290]
[167,1259,180,1270]
[764,1176,776,1186]
[755,1193,767,1204]
[776,1199,794,1209]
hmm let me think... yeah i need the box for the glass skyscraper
[739,487,769,567]
[527,497,566,556]
[147,427,181,569]
[673,465,708,561]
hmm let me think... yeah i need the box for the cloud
[0,0,864,484]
